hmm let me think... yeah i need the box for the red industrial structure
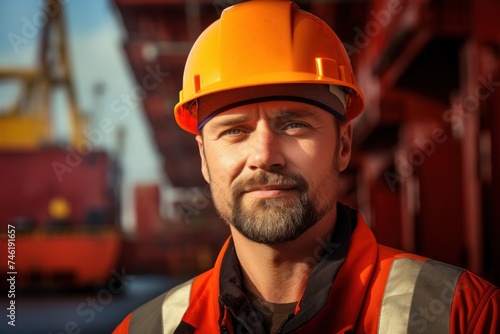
[352,0,500,285]
[113,0,500,284]
[0,1,122,288]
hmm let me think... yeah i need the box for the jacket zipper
[276,314,294,334]
[220,324,230,334]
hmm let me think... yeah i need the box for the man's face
[196,100,352,244]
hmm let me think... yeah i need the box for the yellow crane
[0,0,86,148]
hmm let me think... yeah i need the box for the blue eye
[285,123,306,129]
[222,128,244,136]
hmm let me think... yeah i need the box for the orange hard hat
[174,0,365,134]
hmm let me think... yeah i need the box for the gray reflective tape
[162,279,193,333]
[378,258,424,334]
[407,260,463,333]
[129,279,193,334]
[378,258,464,334]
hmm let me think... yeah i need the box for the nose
[246,123,285,171]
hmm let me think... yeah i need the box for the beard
[232,171,317,244]
[210,163,340,244]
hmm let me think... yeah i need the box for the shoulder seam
[466,283,498,334]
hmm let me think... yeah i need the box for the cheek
[292,138,331,167]
[204,151,235,214]
[204,145,244,189]
[291,141,337,186]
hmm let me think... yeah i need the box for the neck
[230,205,337,304]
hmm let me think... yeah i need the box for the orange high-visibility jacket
[114,204,499,333]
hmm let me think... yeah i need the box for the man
[114,1,499,333]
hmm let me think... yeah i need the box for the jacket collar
[178,203,378,333]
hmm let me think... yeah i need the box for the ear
[196,135,210,183]
[337,122,353,172]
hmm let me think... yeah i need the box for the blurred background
[0,0,498,332]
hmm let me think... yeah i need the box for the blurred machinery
[113,0,228,276]
[0,1,121,288]
[352,0,500,285]
[113,0,500,284]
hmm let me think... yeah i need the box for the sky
[0,0,164,231]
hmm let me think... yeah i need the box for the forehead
[203,100,335,127]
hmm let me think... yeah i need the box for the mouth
[243,185,297,199]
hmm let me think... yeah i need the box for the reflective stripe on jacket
[113,205,499,333]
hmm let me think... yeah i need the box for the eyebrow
[208,115,252,129]
[274,109,324,123]
[208,108,324,129]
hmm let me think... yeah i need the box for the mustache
[231,170,308,198]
